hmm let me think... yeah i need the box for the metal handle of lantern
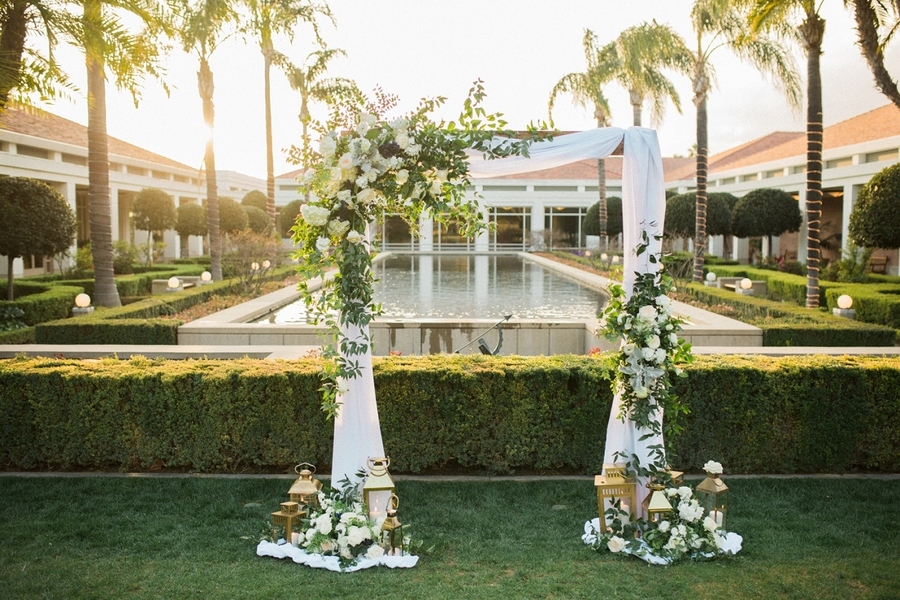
[295,462,316,474]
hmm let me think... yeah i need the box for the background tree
[243,0,332,230]
[241,189,268,212]
[690,0,800,283]
[244,204,271,233]
[549,29,616,246]
[584,196,624,238]
[0,0,77,111]
[848,0,900,110]
[175,202,207,258]
[175,0,237,281]
[0,177,76,300]
[848,162,900,249]
[218,196,248,235]
[278,197,302,237]
[731,188,802,258]
[610,20,692,127]
[664,191,733,239]
[132,187,175,264]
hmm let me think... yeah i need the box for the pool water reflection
[265,254,606,324]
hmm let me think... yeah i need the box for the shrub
[664,192,733,239]
[849,162,900,249]
[112,240,139,274]
[244,205,271,234]
[241,189,269,212]
[731,188,802,257]
[219,197,248,235]
[585,196,623,237]
[279,199,303,238]
[1,355,899,473]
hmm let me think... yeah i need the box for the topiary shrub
[244,205,271,234]
[279,199,303,238]
[731,188,802,257]
[849,162,900,249]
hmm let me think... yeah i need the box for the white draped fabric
[332,127,667,509]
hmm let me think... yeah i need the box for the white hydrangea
[315,237,330,253]
[327,219,350,238]
[301,204,331,227]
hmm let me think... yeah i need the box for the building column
[420,214,434,251]
[475,204,490,251]
[530,202,544,250]
[841,183,860,252]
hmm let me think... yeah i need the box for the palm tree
[749,0,825,307]
[689,0,800,283]
[848,0,900,110]
[175,0,237,281]
[244,0,333,230]
[0,0,76,110]
[82,0,166,307]
[549,29,616,246]
[610,21,693,127]
[277,47,361,152]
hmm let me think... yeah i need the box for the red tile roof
[0,106,195,171]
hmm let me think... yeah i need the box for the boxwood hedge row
[1,354,897,475]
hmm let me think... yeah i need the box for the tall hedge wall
[1,355,898,475]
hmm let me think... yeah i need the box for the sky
[41,0,899,182]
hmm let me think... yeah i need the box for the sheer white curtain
[332,127,667,509]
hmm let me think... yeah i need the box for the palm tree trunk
[852,0,900,110]
[0,0,28,109]
[263,44,276,230]
[693,93,708,283]
[199,56,222,281]
[85,0,121,308]
[629,88,642,126]
[801,13,825,309]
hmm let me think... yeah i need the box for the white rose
[655,295,671,310]
[622,342,636,355]
[633,386,649,399]
[347,526,366,547]
[364,113,377,126]
[366,544,385,559]
[677,486,692,499]
[658,520,670,533]
[434,169,448,183]
[396,169,409,185]
[669,333,678,346]
[340,546,352,559]
[645,334,660,349]
[355,120,369,136]
[315,236,330,253]
[395,132,409,149]
[315,514,333,535]
[357,188,376,205]
[703,460,723,475]
[430,180,442,195]
[319,136,336,156]
[328,167,343,182]
[638,305,657,321]
[301,204,331,227]
[336,379,350,394]
[301,168,316,184]
[607,536,626,553]
[654,348,666,363]
[338,153,354,170]
[642,347,657,361]
[704,516,719,532]
[346,230,363,244]
[337,190,351,204]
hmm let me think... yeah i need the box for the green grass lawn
[1,476,898,599]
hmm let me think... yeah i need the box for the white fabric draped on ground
[331,127,667,506]
[257,540,419,572]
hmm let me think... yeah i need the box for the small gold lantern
[380,494,403,556]
[666,466,684,486]
[363,457,396,520]
[289,462,323,509]
[642,482,673,524]
[594,462,637,532]
[271,501,305,545]
[695,468,729,529]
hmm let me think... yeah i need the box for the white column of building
[841,183,859,253]
[419,213,434,251]
[64,181,78,270]
[530,201,544,250]
[475,202,490,251]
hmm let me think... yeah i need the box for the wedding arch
[327,125,668,508]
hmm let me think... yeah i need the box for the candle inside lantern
[291,532,300,547]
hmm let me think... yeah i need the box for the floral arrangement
[597,231,694,474]
[291,82,546,416]
[298,484,408,569]
[586,480,734,563]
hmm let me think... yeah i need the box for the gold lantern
[363,457,396,520]
[271,501,305,545]
[288,462,323,509]
[594,462,637,532]
[666,466,684,486]
[642,482,673,524]
[695,469,729,530]
[380,494,403,556]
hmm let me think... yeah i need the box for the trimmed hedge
[0,281,84,326]
[1,354,898,474]
[33,266,297,345]
[686,283,897,346]
[0,326,36,344]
